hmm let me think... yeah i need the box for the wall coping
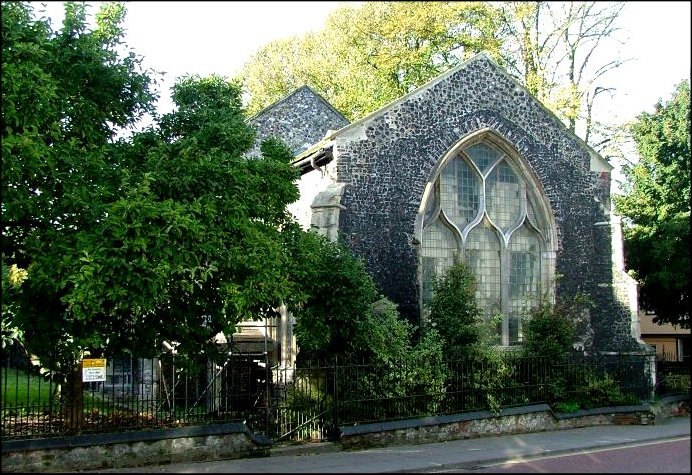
[339,399,691,437]
[340,404,552,437]
[4,396,688,454]
[2,421,272,453]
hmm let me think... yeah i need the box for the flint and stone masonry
[250,53,645,355]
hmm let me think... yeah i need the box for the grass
[2,367,217,421]
[552,401,580,413]
[1,367,58,409]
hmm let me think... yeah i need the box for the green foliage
[521,293,592,361]
[361,299,448,417]
[656,357,692,396]
[16,74,302,370]
[1,2,309,376]
[521,293,598,408]
[545,361,643,411]
[239,1,504,120]
[658,373,691,395]
[426,261,483,360]
[2,1,157,372]
[422,261,521,414]
[463,348,514,414]
[1,1,157,266]
[287,232,379,359]
[614,80,690,328]
[580,372,640,408]
[1,263,28,348]
[287,233,448,420]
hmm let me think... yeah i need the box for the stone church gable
[279,53,640,353]
[246,85,349,158]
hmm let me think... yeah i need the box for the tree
[238,1,504,120]
[285,230,381,360]
[1,1,157,268]
[425,261,483,360]
[497,1,629,147]
[521,293,593,361]
[10,73,305,371]
[2,0,157,365]
[2,0,161,428]
[286,230,448,417]
[613,81,690,329]
[2,2,304,376]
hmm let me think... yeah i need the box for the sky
[32,1,690,124]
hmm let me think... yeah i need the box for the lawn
[1,367,58,409]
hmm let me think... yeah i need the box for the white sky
[29,1,692,127]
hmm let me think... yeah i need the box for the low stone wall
[340,405,554,449]
[653,395,690,421]
[1,422,271,473]
[339,395,689,450]
[3,395,688,472]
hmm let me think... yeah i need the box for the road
[427,438,691,473]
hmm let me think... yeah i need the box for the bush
[522,293,592,361]
[426,261,483,361]
[337,298,448,422]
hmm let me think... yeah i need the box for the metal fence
[2,350,688,442]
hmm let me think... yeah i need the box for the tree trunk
[64,363,83,433]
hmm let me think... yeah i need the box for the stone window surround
[415,129,558,346]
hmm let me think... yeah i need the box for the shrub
[522,292,592,359]
[426,261,483,361]
[338,298,448,421]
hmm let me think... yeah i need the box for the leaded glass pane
[421,219,458,307]
[465,143,501,174]
[423,182,439,228]
[465,220,501,317]
[440,157,479,230]
[420,137,551,348]
[487,160,522,232]
[508,225,541,344]
[526,192,544,235]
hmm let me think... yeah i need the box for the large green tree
[1,2,303,374]
[2,1,157,268]
[2,1,157,365]
[614,80,690,329]
[239,1,504,120]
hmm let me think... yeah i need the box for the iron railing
[2,350,687,442]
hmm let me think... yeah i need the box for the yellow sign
[82,358,107,382]
[82,358,106,368]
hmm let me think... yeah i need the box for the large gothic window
[420,136,553,346]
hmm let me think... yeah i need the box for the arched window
[419,134,554,346]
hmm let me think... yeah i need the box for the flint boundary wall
[3,395,688,472]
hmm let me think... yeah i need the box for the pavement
[93,415,691,473]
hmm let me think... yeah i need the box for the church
[245,52,646,363]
